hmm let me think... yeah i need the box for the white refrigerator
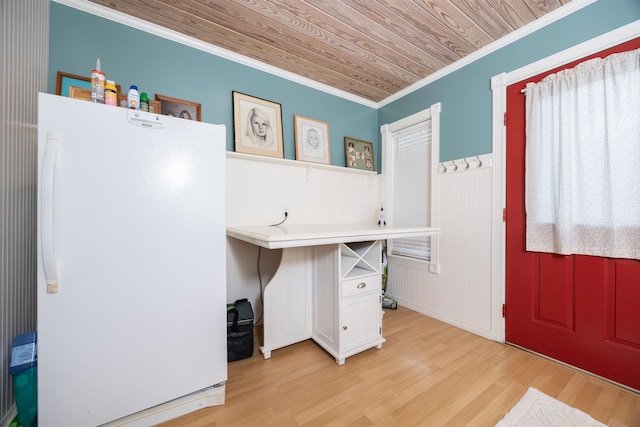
[37,93,227,426]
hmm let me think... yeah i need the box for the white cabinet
[312,241,385,365]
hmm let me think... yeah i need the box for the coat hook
[462,158,469,170]
[450,160,457,172]
[439,163,447,173]
[475,155,482,168]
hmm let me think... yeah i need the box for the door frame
[489,21,640,343]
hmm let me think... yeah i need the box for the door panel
[610,261,640,346]
[505,38,640,391]
[536,255,574,330]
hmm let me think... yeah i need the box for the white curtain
[525,48,640,260]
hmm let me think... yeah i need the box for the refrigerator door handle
[42,131,60,293]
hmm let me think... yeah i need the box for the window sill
[388,254,440,274]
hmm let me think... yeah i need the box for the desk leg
[260,247,313,359]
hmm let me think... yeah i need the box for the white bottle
[127,85,140,110]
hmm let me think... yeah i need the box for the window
[382,103,440,267]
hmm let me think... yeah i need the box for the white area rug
[495,387,607,427]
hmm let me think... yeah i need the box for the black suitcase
[226,298,254,362]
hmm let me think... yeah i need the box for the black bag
[226,298,254,362]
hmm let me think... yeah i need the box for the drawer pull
[343,325,348,330]
[357,282,367,289]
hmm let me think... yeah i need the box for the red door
[505,38,640,391]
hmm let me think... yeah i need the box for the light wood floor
[158,306,640,426]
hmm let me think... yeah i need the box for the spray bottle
[90,58,105,103]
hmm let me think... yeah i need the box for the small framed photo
[345,137,375,171]
[294,115,331,165]
[155,94,201,121]
[233,91,284,159]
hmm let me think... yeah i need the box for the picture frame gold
[56,71,121,97]
[344,137,375,171]
[56,71,90,96]
[294,115,330,165]
[232,91,284,159]
[155,93,201,121]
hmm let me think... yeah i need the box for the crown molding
[53,0,378,108]
[55,0,597,110]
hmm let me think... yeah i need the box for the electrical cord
[254,246,264,326]
[269,211,288,226]
[256,210,288,326]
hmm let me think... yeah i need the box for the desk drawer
[341,275,381,298]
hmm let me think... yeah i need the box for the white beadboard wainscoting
[226,152,380,227]
[385,154,496,340]
[225,152,381,317]
[225,151,499,342]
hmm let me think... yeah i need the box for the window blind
[391,120,432,260]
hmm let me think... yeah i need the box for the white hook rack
[439,155,490,174]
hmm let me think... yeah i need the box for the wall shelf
[226,151,377,177]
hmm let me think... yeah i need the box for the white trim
[53,0,595,109]
[429,103,441,274]
[392,295,494,341]
[101,384,225,427]
[52,0,378,108]
[381,103,441,274]
[378,0,597,107]
[226,151,376,177]
[505,20,640,84]
[490,21,640,344]
[490,73,507,343]
[382,107,431,133]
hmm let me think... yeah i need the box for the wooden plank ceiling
[90,0,571,102]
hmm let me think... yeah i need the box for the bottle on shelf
[140,92,149,112]
[104,80,117,106]
[127,85,140,110]
[90,58,105,104]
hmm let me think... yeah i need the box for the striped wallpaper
[1,1,48,423]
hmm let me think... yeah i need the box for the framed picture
[345,137,375,171]
[56,71,87,96]
[294,115,330,165]
[232,91,284,158]
[155,94,201,121]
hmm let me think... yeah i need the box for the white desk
[227,224,441,364]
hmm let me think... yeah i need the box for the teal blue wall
[50,1,639,166]
[49,3,378,168]
[378,0,640,161]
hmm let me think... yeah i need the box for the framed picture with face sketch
[294,115,330,165]
[232,91,284,159]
